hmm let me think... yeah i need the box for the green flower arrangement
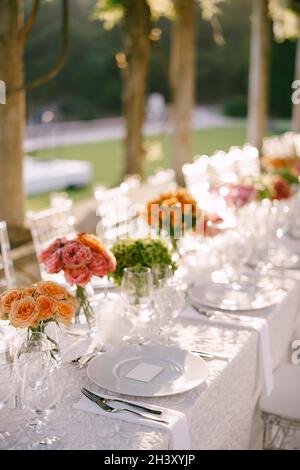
[110,238,177,285]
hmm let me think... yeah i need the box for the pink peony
[39,237,68,264]
[64,267,92,287]
[62,242,92,270]
[45,249,63,274]
[89,252,116,277]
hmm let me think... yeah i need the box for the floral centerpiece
[0,281,78,359]
[146,188,224,249]
[110,239,176,286]
[215,183,258,209]
[255,174,294,201]
[39,233,116,325]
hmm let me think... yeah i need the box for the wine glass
[153,282,185,345]
[0,339,15,449]
[15,332,62,449]
[121,267,153,344]
[151,264,173,289]
[224,229,253,288]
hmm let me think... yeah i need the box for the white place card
[125,363,165,383]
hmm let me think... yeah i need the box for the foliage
[269,0,300,41]
[93,0,174,28]
[110,238,176,285]
[222,95,247,117]
[24,0,296,121]
[276,167,300,185]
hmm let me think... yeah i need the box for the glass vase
[75,285,95,328]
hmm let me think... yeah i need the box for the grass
[28,125,248,211]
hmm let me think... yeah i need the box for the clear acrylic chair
[147,169,177,196]
[183,156,211,198]
[95,184,141,246]
[27,207,77,282]
[260,364,300,449]
[0,221,16,292]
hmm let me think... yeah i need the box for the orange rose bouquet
[146,188,201,250]
[39,233,116,326]
[146,188,224,250]
[0,281,78,359]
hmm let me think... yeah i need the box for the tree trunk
[292,37,300,133]
[247,0,270,151]
[0,1,26,235]
[122,0,151,177]
[170,0,196,186]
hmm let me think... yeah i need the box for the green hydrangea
[110,238,176,285]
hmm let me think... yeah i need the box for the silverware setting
[70,345,105,368]
[189,302,253,323]
[81,388,168,424]
[81,387,162,416]
[191,349,230,361]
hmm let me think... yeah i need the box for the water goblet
[121,267,153,344]
[15,332,62,449]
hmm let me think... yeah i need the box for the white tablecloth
[3,244,300,450]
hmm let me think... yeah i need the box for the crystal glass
[151,264,173,289]
[266,200,299,269]
[153,282,185,345]
[223,229,253,288]
[121,267,153,344]
[0,339,15,448]
[289,189,300,238]
[15,332,62,449]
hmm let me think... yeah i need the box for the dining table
[2,236,300,451]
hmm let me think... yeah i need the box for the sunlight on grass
[27,125,247,211]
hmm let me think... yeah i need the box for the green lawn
[28,125,248,211]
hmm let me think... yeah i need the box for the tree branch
[21,0,41,44]
[8,0,69,95]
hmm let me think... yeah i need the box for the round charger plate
[87,344,209,397]
[188,281,284,313]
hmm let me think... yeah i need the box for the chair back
[95,184,139,244]
[0,221,16,291]
[27,207,76,281]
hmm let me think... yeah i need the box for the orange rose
[36,281,70,300]
[23,287,37,297]
[9,297,39,328]
[0,289,24,316]
[36,295,57,321]
[77,232,106,255]
[56,298,77,324]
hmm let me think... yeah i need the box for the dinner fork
[81,389,168,424]
[81,388,162,415]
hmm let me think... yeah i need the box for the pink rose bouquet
[215,183,257,209]
[39,233,116,325]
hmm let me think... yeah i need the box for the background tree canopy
[24,0,296,122]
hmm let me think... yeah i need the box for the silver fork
[81,389,168,424]
[82,388,162,415]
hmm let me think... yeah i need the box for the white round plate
[188,281,284,313]
[87,344,209,397]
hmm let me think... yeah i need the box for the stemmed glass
[15,332,62,449]
[224,229,253,288]
[151,264,173,289]
[153,281,185,345]
[121,267,153,344]
[0,339,15,449]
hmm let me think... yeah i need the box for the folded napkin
[74,392,190,450]
[183,306,274,396]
